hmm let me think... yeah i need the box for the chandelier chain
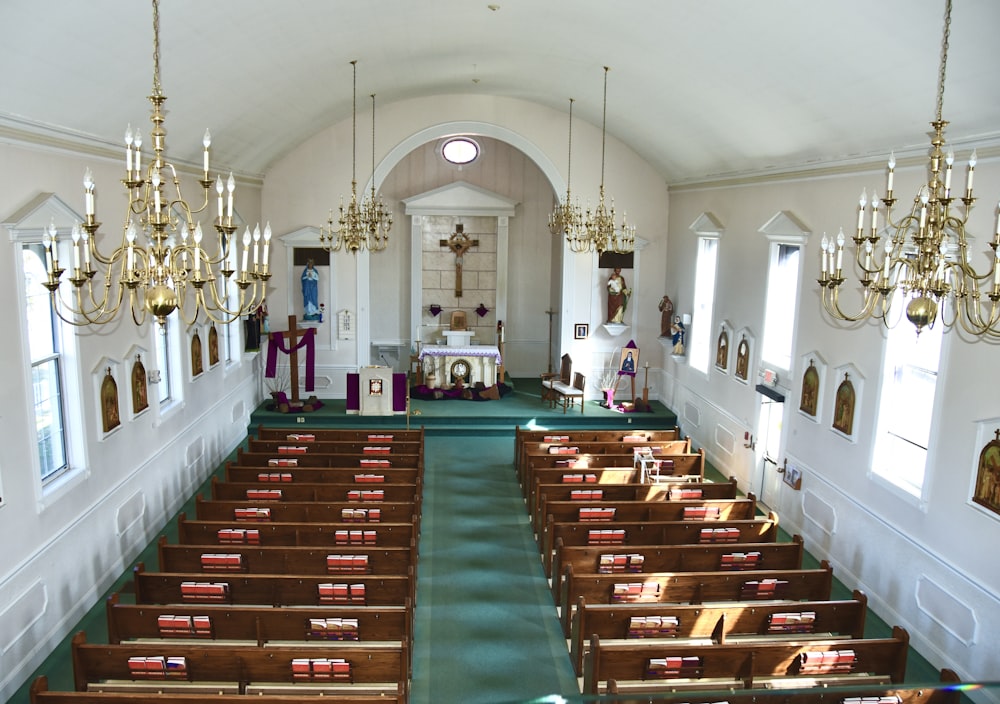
[935,0,951,123]
[351,60,358,182]
[567,98,574,192]
[151,0,162,96]
[600,66,609,190]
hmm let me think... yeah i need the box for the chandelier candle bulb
[241,228,250,274]
[134,130,142,178]
[887,152,896,194]
[125,125,133,172]
[262,223,271,265]
[193,224,202,273]
[71,226,81,271]
[857,189,867,231]
[82,229,90,268]
[836,230,845,271]
[226,173,235,219]
[252,225,260,266]
[84,169,95,216]
[966,150,977,195]
[44,231,53,273]
[871,194,880,234]
[216,176,224,221]
[202,129,211,175]
[945,150,954,194]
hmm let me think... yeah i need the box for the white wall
[664,158,1000,682]
[0,141,266,700]
[262,94,670,390]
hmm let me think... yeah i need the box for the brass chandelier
[567,66,636,255]
[42,0,269,329]
[320,61,391,254]
[548,98,584,239]
[819,0,1000,338]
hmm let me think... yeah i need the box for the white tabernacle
[442,330,475,346]
[419,344,501,388]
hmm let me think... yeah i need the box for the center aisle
[409,433,579,703]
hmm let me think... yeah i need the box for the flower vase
[602,388,615,409]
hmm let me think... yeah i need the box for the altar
[419,344,501,389]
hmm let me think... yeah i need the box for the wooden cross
[440,224,478,297]
[270,314,309,404]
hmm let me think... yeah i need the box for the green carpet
[410,434,578,703]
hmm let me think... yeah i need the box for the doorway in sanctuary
[753,391,786,510]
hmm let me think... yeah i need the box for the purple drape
[265,328,316,392]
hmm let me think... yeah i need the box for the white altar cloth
[419,344,502,388]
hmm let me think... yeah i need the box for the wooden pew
[604,668,963,703]
[514,426,683,476]
[106,592,411,647]
[236,449,423,470]
[542,511,781,576]
[211,477,423,502]
[31,674,408,704]
[558,561,835,637]
[69,631,409,699]
[530,476,738,525]
[243,438,424,459]
[536,494,758,537]
[194,494,421,523]
[225,463,422,485]
[526,465,703,514]
[157,536,416,576]
[582,625,911,695]
[176,514,418,549]
[569,588,868,675]
[551,535,805,606]
[256,425,423,444]
[514,426,683,469]
[521,446,704,494]
[131,563,413,608]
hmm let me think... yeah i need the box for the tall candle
[202,129,211,175]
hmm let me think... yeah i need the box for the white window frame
[870,320,946,506]
[760,240,804,376]
[6,196,89,503]
[152,310,184,424]
[758,212,810,384]
[687,213,725,375]
[688,235,720,375]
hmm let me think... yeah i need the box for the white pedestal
[443,330,475,346]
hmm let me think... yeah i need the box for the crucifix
[270,315,309,404]
[440,223,478,297]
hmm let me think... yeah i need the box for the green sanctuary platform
[251,376,678,434]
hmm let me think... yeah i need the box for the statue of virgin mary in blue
[302,259,322,321]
